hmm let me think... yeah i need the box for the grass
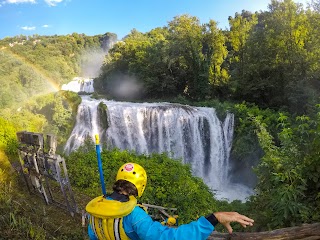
[0,148,90,239]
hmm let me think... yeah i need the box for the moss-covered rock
[97,101,109,131]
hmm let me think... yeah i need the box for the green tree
[232,0,317,113]
[203,20,229,98]
[52,95,73,132]
[228,11,257,99]
[168,15,208,99]
[228,10,257,88]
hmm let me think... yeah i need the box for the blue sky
[0,0,309,40]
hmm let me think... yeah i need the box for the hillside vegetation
[0,32,116,109]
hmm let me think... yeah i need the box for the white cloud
[42,24,50,28]
[5,0,36,3]
[44,0,63,6]
[21,26,36,30]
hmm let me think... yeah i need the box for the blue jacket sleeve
[123,206,214,240]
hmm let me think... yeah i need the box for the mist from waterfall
[64,96,254,201]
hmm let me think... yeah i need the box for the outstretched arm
[213,212,254,233]
[128,207,254,240]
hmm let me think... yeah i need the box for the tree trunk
[208,223,320,240]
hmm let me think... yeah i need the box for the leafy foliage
[0,117,18,155]
[231,1,320,114]
[249,107,320,229]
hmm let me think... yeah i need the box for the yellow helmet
[116,163,147,197]
[167,217,177,226]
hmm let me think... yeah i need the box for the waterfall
[61,77,94,93]
[65,96,253,201]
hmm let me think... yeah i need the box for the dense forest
[95,0,320,116]
[0,0,320,238]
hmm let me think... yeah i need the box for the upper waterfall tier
[61,77,94,93]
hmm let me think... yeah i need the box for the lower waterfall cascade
[64,96,254,201]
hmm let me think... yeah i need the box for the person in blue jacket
[86,162,254,240]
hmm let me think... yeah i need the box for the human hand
[213,212,254,234]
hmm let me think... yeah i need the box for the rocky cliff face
[101,33,117,53]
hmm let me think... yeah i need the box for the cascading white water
[64,96,253,201]
[61,77,94,93]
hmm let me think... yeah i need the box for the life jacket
[86,195,137,240]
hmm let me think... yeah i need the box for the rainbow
[0,48,61,92]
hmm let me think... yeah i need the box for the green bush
[249,107,320,230]
[0,117,18,155]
